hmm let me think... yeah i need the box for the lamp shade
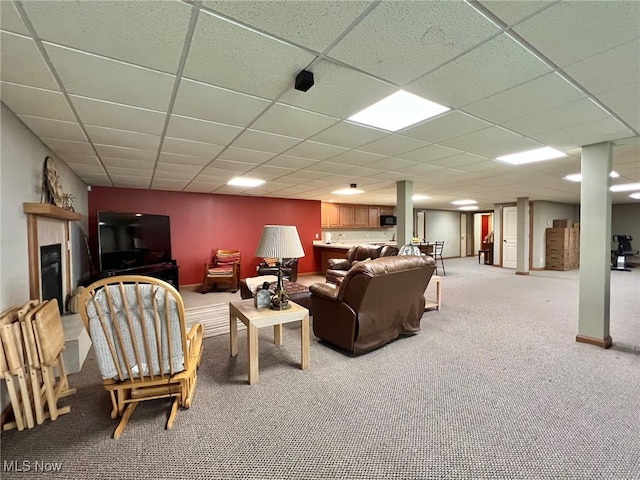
[255,225,305,259]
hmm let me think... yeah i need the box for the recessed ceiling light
[495,147,566,165]
[563,171,619,182]
[332,183,364,195]
[412,195,431,201]
[611,182,640,192]
[227,177,265,187]
[629,192,640,199]
[347,90,449,132]
[451,199,477,205]
[458,206,479,211]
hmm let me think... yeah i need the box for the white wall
[531,201,579,269]
[423,210,461,258]
[1,102,89,310]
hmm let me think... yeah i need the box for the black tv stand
[100,261,180,291]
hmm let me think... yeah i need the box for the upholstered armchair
[312,255,436,355]
[256,257,299,282]
[325,244,398,285]
[200,249,241,293]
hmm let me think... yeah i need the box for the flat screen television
[98,211,172,272]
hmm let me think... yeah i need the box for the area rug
[185,303,243,338]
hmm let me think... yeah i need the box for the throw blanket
[245,275,278,294]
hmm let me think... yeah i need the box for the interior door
[502,206,517,268]
[460,213,467,257]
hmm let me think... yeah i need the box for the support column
[396,180,413,247]
[516,197,530,275]
[577,142,612,348]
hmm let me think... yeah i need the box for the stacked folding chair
[0,299,76,431]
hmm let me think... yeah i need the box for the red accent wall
[88,187,321,285]
[481,214,490,240]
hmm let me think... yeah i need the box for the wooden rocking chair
[78,275,203,439]
[200,249,241,293]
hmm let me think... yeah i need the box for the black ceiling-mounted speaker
[295,70,314,92]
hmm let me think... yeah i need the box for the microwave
[380,215,397,226]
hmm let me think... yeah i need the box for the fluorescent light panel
[412,194,431,200]
[496,147,566,165]
[458,206,479,211]
[347,90,449,132]
[629,192,640,199]
[564,171,619,182]
[610,182,640,192]
[332,188,364,195]
[451,199,477,205]
[227,177,265,187]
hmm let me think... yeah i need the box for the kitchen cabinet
[354,206,369,227]
[339,205,354,227]
[321,203,340,227]
[368,207,380,227]
[320,203,395,229]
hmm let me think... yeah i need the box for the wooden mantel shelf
[23,202,81,221]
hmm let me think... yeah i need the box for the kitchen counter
[313,241,397,250]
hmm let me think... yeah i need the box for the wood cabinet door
[339,205,354,227]
[380,206,395,215]
[368,206,380,227]
[321,203,328,227]
[327,203,340,227]
[354,205,369,227]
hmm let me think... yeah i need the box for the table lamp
[254,225,305,310]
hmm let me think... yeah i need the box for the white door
[460,213,467,257]
[502,206,518,269]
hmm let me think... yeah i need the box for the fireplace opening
[41,244,63,314]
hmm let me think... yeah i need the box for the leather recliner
[311,255,436,355]
[325,244,398,285]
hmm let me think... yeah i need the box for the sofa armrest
[309,282,339,301]
[327,258,351,270]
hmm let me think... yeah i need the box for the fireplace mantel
[23,202,81,304]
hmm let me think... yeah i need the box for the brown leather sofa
[311,255,436,355]
[325,244,398,285]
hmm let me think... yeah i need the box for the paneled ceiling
[1,0,638,210]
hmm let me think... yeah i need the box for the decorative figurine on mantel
[41,156,74,211]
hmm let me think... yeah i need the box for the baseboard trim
[515,271,530,275]
[575,334,612,349]
[530,267,545,271]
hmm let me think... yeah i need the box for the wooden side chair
[200,249,241,293]
[78,275,203,439]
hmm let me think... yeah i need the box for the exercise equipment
[611,235,637,271]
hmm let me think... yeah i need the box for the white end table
[229,299,310,385]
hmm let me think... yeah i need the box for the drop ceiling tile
[440,126,522,151]
[81,175,111,187]
[278,59,397,119]
[477,0,555,26]
[18,115,86,142]
[184,10,316,99]
[597,82,640,119]
[230,129,301,154]
[66,163,105,175]
[502,98,611,137]
[281,170,329,180]
[166,115,243,145]
[70,95,166,135]
[41,137,94,156]
[94,145,156,162]
[202,1,370,52]
[394,163,446,175]
[533,117,633,150]
[334,166,384,178]
[158,152,210,168]
[101,157,154,169]
[154,169,199,180]
[463,73,586,124]
[183,182,219,193]
[367,171,416,182]
[472,137,544,159]
[327,150,386,167]
[513,1,640,67]
[265,155,319,169]
[0,2,29,34]
[395,144,461,163]
[107,166,152,178]
[249,165,295,180]
[328,1,500,84]
[564,40,640,95]
[85,125,160,151]
[217,147,273,165]
[403,111,492,143]
[1,32,58,90]
[363,157,416,171]
[44,43,175,111]
[111,176,152,188]
[1,83,74,120]
[306,162,356,175]
[251,103,339,140]
[279,140,348,161]
[309,121,388,149]
[408,33,551,108]
[358,135,430,157]
[61,154,100,166]
[162,137,224,160]
[207,159,255,173]
[173,78,269,127]
[154,162,202,174]
[427,152,487,168]
[22,0,192,73]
